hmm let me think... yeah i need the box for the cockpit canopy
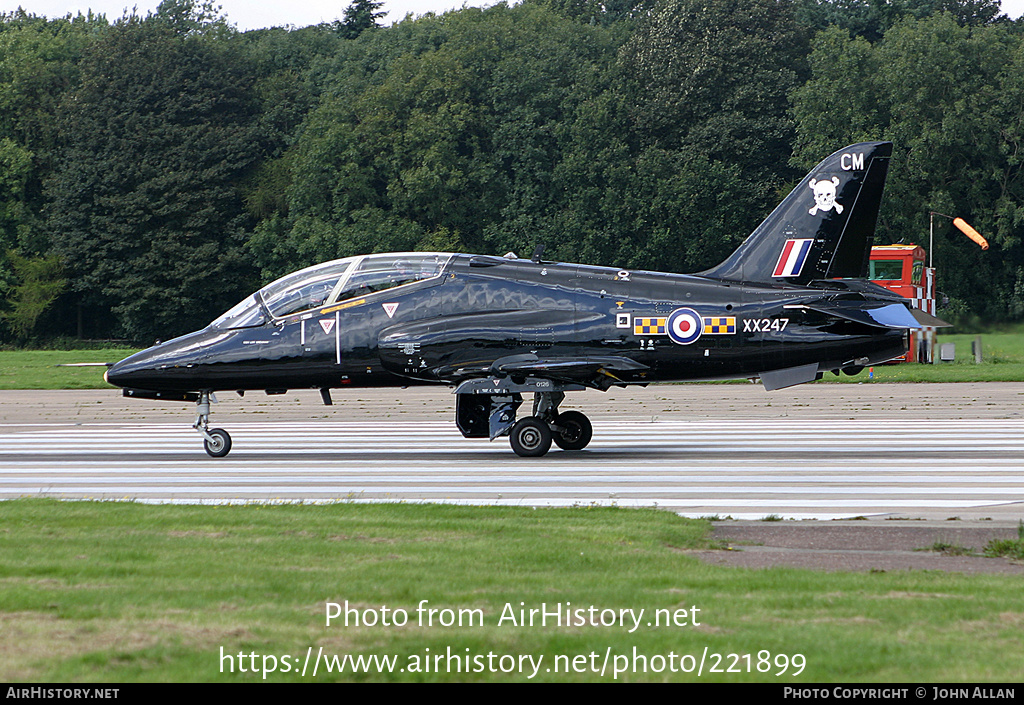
[210,253,453,330]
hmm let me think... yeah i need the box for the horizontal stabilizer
[792,301,925,329]
[908,307,952,328]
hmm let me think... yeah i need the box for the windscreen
[259,258,357,317]
[209,294,267,330]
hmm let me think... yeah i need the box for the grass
[830,330,1024,383]
[983,521,1024,560]
[2,499,1024,682]
[920,542,976,557]
[0,348,137,390]
[735,327,1024,383]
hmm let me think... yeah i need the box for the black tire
[509,417,552,457]
[204,428,232,458]
[552,410,593,451]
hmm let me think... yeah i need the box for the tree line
[0,0,1020,344]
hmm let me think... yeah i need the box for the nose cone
[105,347,164,390]
[105,329,231,391]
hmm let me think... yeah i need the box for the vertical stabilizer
[700,142,892,285]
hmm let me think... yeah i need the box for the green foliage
[932,0,1008,27]
[0,249,65,340]
[248,209,428,280]
[0,12,100,337]
[0,10,98,262]
[619,0,808,173]
[149,0,235,38]
[521,0,656,26]
[923,541,975,555]
[257,4,621,275]
[1,0,1024,341]
[550,141,758,271]
[983,523,1024,559]
[335,0,387,39]
[540,0,810,272]
[44,14,262,342]
[984,539,1024,559]
[0,137,31,256]
[239,25,345,227]
[0,10,95,152]
[793,0,1007,42]
[792,14,1024,323]
[261,0,815,278]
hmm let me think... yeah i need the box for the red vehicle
[869,245,936,362]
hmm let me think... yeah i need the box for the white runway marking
[2,419,1023,519]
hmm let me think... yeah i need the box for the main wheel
[204,428,232,458]
[552,410,593,451]
[509,417,552,457]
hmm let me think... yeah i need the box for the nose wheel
[194,391,233,457]
[203,428,232,458]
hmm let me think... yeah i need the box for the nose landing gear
[194,391,232,458]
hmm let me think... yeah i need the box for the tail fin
[700,142,892,285]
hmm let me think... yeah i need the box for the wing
[452,353,650,392]
[377,311,650,390]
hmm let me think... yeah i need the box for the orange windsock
[953,217,989,250]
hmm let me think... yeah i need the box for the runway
[3,384,1024,520]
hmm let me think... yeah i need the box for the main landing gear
[454,380,593,457]
[194,391,232,458]
[507,410,594,458]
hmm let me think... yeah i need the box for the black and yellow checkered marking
[633,317,667,335]
[703,316,736,335]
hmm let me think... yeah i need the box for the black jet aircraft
[106,141,941,457]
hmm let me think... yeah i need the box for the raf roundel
[667,307,703,345]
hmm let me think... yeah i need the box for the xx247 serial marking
[743,318,789,333]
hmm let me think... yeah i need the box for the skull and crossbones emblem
[808,177,843,216]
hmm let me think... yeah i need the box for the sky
[5,0,1020,29]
